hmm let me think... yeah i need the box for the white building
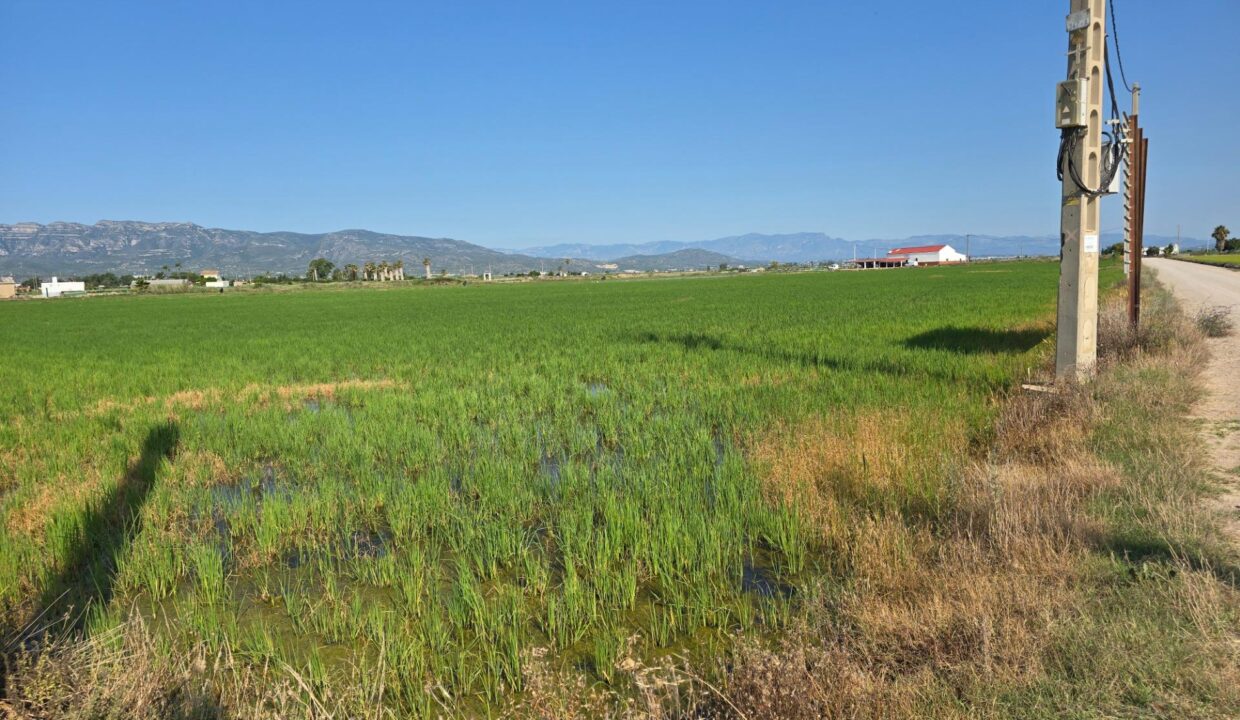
[149,278,191,290]
[39,277,86,298]
[885,244,969,266]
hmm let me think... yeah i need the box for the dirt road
[1145,257,1240,541]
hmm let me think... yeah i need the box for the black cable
[1109,0,1133,93]
[1057,43,1126,196]
[1057,126,1124,197]
[1104,45,1121,120]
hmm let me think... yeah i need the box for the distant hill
[0,221,711,279]
[609,248,739,271]
[523,232,1205,264]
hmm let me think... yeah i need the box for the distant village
[0,241,1188,301]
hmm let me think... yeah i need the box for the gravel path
[1145,258,1240,543]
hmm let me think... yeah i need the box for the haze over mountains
[521,231,1203,264]
[0,221,1202,279]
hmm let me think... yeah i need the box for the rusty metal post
[1125,84,1147,329]
[1130,119,1145,327]
[1134,132,1148,322]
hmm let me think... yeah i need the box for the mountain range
[521,231,1203,264]
[0,222,1202,280]
[0,221,664,278]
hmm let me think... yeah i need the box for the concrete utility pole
[1055,0,1107,380]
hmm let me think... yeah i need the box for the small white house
[40,277,86,298]
[886,244,969,265]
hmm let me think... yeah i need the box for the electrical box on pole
[1056,80,1089,129]
[1054,0,1106,381]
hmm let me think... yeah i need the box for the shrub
[1195,306,1234,338]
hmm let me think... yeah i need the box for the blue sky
[1,1,1236,247]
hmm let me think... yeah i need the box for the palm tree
[344,263,359,281]
[423,257,431,279]
[363,261,375,281]
[1213,226,1231,253]
[377,261,390,281]
[394,259,404,280]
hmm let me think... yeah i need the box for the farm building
[887,244,968,265]
[39,277,86,298]
[0,276,16,299]
[853,256,909,269]
[149,278,191,291]
[855,244,968,269]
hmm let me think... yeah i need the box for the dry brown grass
[751,410,964,545]
[1,615,397,720]
[5,465,109,542]
[1096,286,1198,362]
[2,619,220,720]
[710,460,1108,720]
[722,360,1125,718]
[990,381,1096,462]
[74,378,402,420]
[723,396,1111,718]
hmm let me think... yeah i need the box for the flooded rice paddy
[0,264,1064,714]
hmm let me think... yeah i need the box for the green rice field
[1,262,1076,714]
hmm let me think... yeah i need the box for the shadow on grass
[629,330,1008,389]
[32,421,180,635]
[1098,531,1240,590]
[902,326,1049,355]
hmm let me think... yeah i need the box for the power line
[1109,0,1133,92]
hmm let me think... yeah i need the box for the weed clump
[1195,305,1234,337]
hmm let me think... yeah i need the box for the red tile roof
[888,244,947,255]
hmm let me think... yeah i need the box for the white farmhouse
[39,277,86,298]
[886,244,969,266]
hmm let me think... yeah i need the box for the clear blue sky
[1,0,1236,247]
